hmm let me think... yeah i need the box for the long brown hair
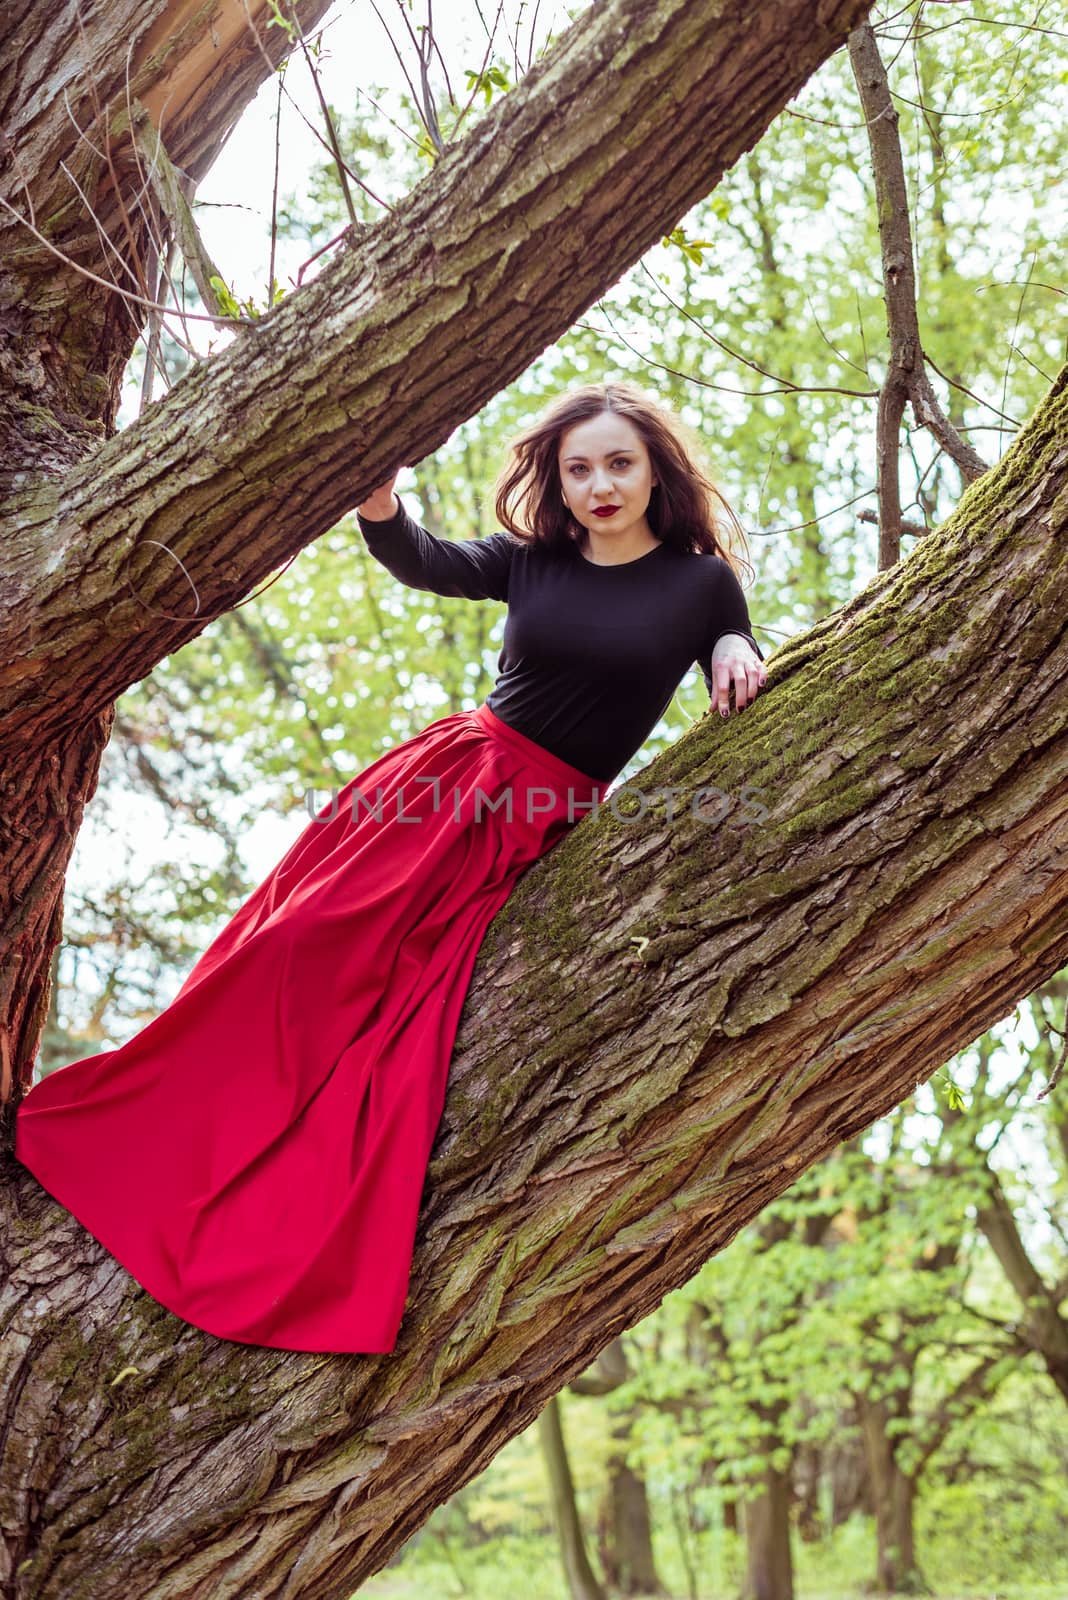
[492,380,754,584]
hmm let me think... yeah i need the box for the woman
[15,380,766,1354]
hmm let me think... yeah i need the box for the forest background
[33,1,1068,1597]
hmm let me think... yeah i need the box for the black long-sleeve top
[356,495,762,784]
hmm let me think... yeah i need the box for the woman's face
[557,412,658,542]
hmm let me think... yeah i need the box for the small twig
[887,74,1033,123]
[58,76,171,322]
[1007,342,1056,386]
[754,420,784,528]
[978,277,1065,300]
[370,0,430,145]
[1036,997,1068,1102]
[527,0,544,72]
[1000,248,1038,427]
[74,30,152,309]
[236,0,391,216]
[449,0,507,139]
[922,346,1019,428]
[239,0,288,77]
[71,6,151,301]
[139,238,179,411]
[847,20,987,571]
[352,84,429,159]
[58,156,148,329]
[0,193,254,327]
[122,537,306,624]
[284,6,362,228]
[506,0,521,79]
[426,0,457,109]
[53,150,198,360]
[858,507,928,537]
[289,92,394,212]
[417,36,446,156]
[902,7,1068,44]
[389,0,445,154]
[751,488,879,541]
[804,289,874,381]
[595,288,878,401]
[121,44,197,353]
[295,222,355,288]
[137,228,162,411]
[268,64,285,308]
[128,99,227,319]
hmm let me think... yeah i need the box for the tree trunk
[790,1438,824,1542]
[743,1463,795,1600]
[0,0,336,471]
[0,716,115,1100]
[740,1221,800,1600]
[604,1442,665,1596]
[828,1429,872,1530]
[570,1338,665,1596]
[857,1394,924,1595]
[538,1397,607,1600]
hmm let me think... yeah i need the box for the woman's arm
[356,482,515,603]
[699,559,766,716]
[706,633,766,717]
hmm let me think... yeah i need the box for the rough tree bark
[2,3,1067,1599]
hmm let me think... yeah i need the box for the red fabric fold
[15,704,604,1353]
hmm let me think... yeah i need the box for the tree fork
[0,0,336,465]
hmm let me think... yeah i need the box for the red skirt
[14,704,605,1353]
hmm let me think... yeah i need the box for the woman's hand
[357,468,405,521]
[710,633,767,717]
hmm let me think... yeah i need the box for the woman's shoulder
[665,541,733,576]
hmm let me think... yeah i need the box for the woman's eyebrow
[561,449,636,461]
